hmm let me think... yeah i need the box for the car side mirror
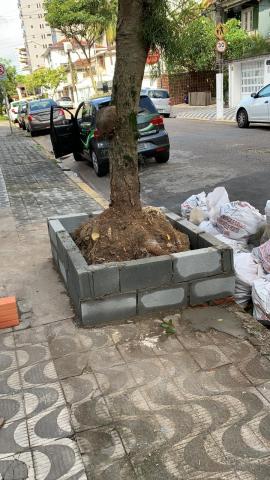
[251,92,257,98]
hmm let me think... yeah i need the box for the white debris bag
[189,207,208,226]
[215,234,249,253]
[198,220,220,236]
[234,252,264,307]
[252,239,270,274]
[181,192,207,219]
[207,187,230,224]
[252,278,270,323]
[216,201,265,241]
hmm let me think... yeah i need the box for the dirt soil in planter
[73,206,190,264]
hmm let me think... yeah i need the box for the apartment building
[18,0,60,72]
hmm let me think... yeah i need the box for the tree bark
[109,0,149,214]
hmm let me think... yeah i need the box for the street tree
[0,59,17,115]
[44,0,117,90]
[74,0,191,263]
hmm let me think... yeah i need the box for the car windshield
[61,97,71,101]
[30,100,56,111]
[149,90,169,99]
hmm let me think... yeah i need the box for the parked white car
[9,101,20,123]
[142,88,171,117]
[56,96,73,109]
[236,83,270,128]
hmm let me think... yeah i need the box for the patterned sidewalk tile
[0,393,25,424]
[0,451,34,480]
[17,343,51,368]
[71,395,112,432]
[105,388,150,420]
[0,369,21,396]
[78,328,114,351]
[95,364,137,395]
[188,345,231,370]
[0,350,17,374]
[20,360,58,389]
[77,427,126,472]
[61,373,100,405]
[54,352,90,380]
[33,438,87,480]
[24,382,65,417]
[27,405,73,447]
[0,333,15,351]
[0,419,29,458]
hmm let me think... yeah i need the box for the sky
[0,0,24,70]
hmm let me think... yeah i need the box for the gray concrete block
[176,219,200,249]
[56,231,77,266]
[165,211,181,227]
[120,256,172,293]
[190,275,235,305]
[48,219,65,248]
[221,246,235,274]
[57,213,89,233]
[197,232,228,249]
[81,294,137,326]
[138,284,187,313]
[51,244,58,266]
[172,247,222,282]
[91,264,120,298]
[58,259,67,285]
[67,250,93,300]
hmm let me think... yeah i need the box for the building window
[241,7,254,32]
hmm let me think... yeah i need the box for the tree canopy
[17,67,67,97]
[0,59,17,114]
[165,15,270,73]
[44,0,117,66]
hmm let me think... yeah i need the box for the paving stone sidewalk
[174,105,236,122]
[2,123,270,479]
[0,126,98,226]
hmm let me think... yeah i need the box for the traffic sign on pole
[0,64,7,81]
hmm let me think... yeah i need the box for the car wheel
[155,151,170,163]
[237,109,249,128]
[91,149,109,177]
[30,130,36,137]
[73,151,84,162]
[164,113,170,118]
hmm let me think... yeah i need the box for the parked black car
[50,94,170,177]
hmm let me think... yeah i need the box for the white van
[142,88,171,117]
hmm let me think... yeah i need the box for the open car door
[50,106,82,158]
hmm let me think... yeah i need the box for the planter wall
[47,211,235,326]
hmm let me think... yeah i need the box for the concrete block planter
[47,211,235,326]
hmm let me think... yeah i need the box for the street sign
[146,50,160,65]
[215,23,225,40]
[0,64,7,81]
[216,40,227,53]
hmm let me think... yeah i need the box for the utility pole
[215,0,225,120]
[64,42,78,106]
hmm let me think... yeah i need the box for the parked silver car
[57,96,73,109]
[142,88,172,117]
[25,99,66,136]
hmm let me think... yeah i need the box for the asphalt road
[34,117,270,214]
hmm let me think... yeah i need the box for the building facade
[18,0,60,72]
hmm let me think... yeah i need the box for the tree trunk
[109,0,149,214]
